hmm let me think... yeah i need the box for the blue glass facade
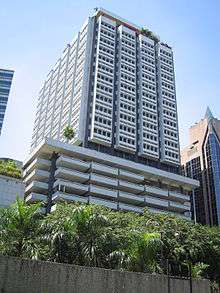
[0,69,14,135]
[185,156,206,224]
[207,133,220,224]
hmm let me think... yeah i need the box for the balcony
[119,203,143,213]
[56,155,90,171]
[55,167,89,183]
[25,192,47,203]
[91,162,118,177]
[144,195,169,208]
[168,201,191,212]
[25,180,48,194]
[168,191,190,203]
[90,173,118,188]
[145,185,168,199]
[52,191,88,204]
[24,169,50,185]
[148,206,190,220]
[148,207,166,215]
[89,196,118,210]
[118,169,144,183]
[53,179,88,195]
[118,180,144,194]
[119,191,144,204]
[24,158,51,177]
[89,184,118,199]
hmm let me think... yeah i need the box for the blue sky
[0,0,220,161]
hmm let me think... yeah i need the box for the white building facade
[31,8,180,171]
[24,139,199,218]
[27,9,196,217]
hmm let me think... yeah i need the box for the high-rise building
[181,108,220,226]
[31,8,180,171]
[24,8,199,218]
[0,69,14,135]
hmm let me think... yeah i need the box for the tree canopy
[0,199,220,287]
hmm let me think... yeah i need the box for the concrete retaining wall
[0,255,210,293]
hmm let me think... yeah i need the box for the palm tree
[77,208,109,267]
[127,232,162,273]
[190,262,209,279]
[41,204,110,266]
[0,198,41,258]
[107,232,162,272]
[41,211,76,263]
[63,125,75,142]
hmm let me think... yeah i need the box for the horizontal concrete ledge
[0,255,210,293]
[24,138,199,189]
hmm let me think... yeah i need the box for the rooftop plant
[63,125,75,142]
[0,160,22,179]
[160,42,172,49]
[140,27,160,43]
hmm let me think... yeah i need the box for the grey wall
[0,175,25,208]
[0,255,210,293]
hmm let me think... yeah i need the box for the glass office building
[0,69,14,135]
[181,108,220,226]
[206,133,220,224]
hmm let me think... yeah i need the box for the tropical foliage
[140,27,160,42]
[0,160,22,179]
[0,199,41,258]
[63,125,75,141]
[0,199,220,286]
